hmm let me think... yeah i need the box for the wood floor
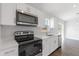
[49,47,62,56]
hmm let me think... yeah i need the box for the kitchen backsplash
[0,25,55,42]
[0,25,35,41]
[0,25,47,42]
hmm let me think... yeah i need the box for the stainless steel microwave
[16,11,38,26]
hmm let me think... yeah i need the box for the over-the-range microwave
[16,11,38,26]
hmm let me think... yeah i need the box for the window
[44,18,54,28]
[49,18,54,28]
[44,18,49,26]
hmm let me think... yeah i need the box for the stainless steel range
[14,31,42,56]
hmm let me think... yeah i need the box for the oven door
[19,40,42,56]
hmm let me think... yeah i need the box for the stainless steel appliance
[16,11,38,26]
[14,31,42,56]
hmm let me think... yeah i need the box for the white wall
[0,3,16,25]
[63,17,79,55]
[65,17,79,40]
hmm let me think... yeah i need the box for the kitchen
[0,3,64,56]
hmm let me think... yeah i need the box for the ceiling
[27,3,79,21]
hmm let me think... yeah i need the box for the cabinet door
[46,38,52,55]
[1,4,16,25]
[16,4,28,12]
[42,39,47,56]
[42,36,58,56]
[42,39,49,56]
[42,38,52,56]
[0,46,18,56]
[49,37,55,53]
[48,36,58,55]
[51,36,58,52]
[54,36,58,48]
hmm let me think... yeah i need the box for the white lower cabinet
[0,46,18,56]
[50,36,58,53]
[42,36,58,56]
[42,38,50,56]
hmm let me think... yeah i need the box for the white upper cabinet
[0,3,16,25]
[16,4,31,13]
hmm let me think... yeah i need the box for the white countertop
[34,35,52,39]
[34,34,59,40]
